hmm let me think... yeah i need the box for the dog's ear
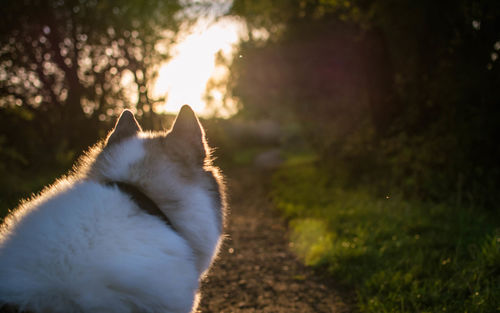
[170,105,206,157]
[106,110,142,146]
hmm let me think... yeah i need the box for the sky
[152,1,245,118]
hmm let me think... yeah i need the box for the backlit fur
[0,108,226,313]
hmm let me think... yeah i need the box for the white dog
[0,105,226,313]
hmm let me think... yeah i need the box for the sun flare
[153,18,243,118]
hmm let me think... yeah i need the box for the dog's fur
[0,105,226,313]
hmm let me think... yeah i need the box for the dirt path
[197,168,352,313]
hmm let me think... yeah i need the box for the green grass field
[271,155,500,312]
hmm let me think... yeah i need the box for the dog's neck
[106,181,175,230]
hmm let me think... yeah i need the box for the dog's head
[106,105,208,167]
[100,105,211,181]
[85,105,225,238]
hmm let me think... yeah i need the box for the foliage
[229,0,500,208]
[0,0,184,170]
[272,158,500,312]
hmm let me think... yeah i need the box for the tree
[0,0,182,156]
[228,0,500,206]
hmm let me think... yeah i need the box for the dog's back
[0,106,226,313]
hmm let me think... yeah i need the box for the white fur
[120,137,222,275]
[100,137,145,181]
[166,185,220,274]
[0,132,223,313]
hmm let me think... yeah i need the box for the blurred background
[1,0,499,312]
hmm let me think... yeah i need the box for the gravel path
[197,168,353,313]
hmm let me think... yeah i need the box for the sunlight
[153,17,244,118]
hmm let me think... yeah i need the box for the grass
[271,155,500,312]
